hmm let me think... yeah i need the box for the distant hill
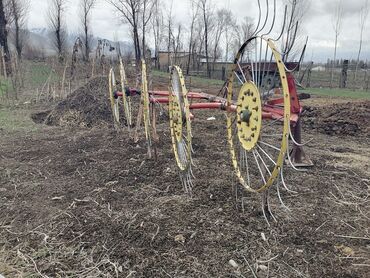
[14,28,134,57]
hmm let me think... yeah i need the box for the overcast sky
[27,0,370,62]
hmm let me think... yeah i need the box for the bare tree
[172,23,182,64]
[355,0,369,81]
[48,0,68,62]
[223,9,236,62]
[230,16,254,60]
[141,0,154,60]
[151,0,163,69]
[282,0,310,61]
[186,0,199,74]
[240,16,254,42]
[199,0,213,78]
[166,0,173,71]
[122,46,133,62]
[7,0,29,58]
[71,37,82,77]
[194,18,205,71]
[80,0,97,62]
[211,8,229,70]
[107,0,141,64]
[4,0,13,24]
[330,0,343,88]
[0,0,10,75]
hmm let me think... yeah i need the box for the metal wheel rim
[226,37,291,193]
[169,66,192,172]
[141,59,151,146]
[119,58,132,127]
[108,68,120,124]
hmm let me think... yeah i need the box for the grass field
[152,69,225,87]
[25,62,59,88]
[304,87,370,100]
[0,107,38,132]
[0,77,14,97]
[153,69,370,100]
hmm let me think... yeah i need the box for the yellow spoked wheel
[119,58,132,128]
[169,66,193,192]
[226,37,291,193]
[108,68,120,125]
[141,59,152,152]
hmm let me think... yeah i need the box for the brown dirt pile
[302,101,370,136]
[43,76,113,128]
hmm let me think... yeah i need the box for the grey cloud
[26,0,370,62]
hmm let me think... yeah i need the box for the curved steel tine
[298,36,309,65]
[233,181,239,208]
[190,167,196,180]
[217,81,228,97]
[180,174,186,192]
[288,123,313,146]
[281,7,293,58]
[185,179,191,196]
[282,4,296,56]
[283,20,298,62]
[299,36,309,62]
[241,195,246,213]
[272,5,288,42]
[183,173,190,194]
[280,165,298,194]
[252,0,262,36]
[276,180,291,211]
[262,189,277,222]
[267,193,277,222]
[261,194,271,226]
[191,154,196,166]
[255,0,269,36]
[262,0,276,38]
[285,20,299,60]
[286,142,307,172]
[187,174,194,194]
[284,36,308,73]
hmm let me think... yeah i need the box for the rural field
[1,0,370,276]
[0,71,369,277]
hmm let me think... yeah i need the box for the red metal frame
[114,76,301,124]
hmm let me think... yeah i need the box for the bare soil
[0,77,369,277]
[302,101,370,137]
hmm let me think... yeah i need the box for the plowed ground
[0,76,369,277]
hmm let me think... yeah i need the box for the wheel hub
[237,82,262,150]
[240,109,252,123]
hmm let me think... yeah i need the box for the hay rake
[108,0,313,222]
[108,58,133,129]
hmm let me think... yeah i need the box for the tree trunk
[203,9,210,78]
[0,0,10,74]
[132,10,141,65]
[84,18,89,62]
[354,31,363,82]
[186,19,194,75]
[167,18,171,72]
[330,34,338,88]
[15,20,21,57]
[153,21,158,69]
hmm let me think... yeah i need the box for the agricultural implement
[107,1,313,222]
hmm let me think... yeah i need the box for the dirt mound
[302,101,370,136]
[44,76,113,128]
[31,110,51,123]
